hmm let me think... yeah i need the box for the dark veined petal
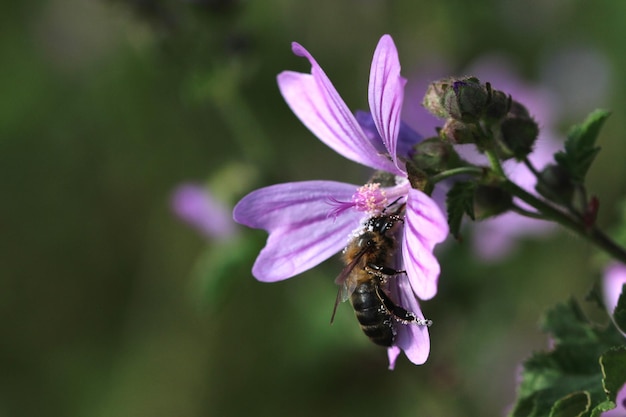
[402,189,449,300]
[276,42,402,175]
[233,181,364,282]
[368,34,406,172]
[387,275,430,369]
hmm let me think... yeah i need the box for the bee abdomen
[350,281,394,347]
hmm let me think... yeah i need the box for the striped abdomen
[350,280,394,347]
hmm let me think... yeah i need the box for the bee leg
[375,286,432,327]
[366,263,406,278]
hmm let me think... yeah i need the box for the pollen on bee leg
[396,312,433,327]
[414,317,433,327]
[352,183,388,216]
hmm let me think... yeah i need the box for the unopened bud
[443,77,489,122]
[496,115,539,160]
[507,100,531,118]
[473,185,513,220]
[483,85,511,122]
[439,119,480,144]
[536,164,575,205]
[423,78,453,119]
[411,138,459,173]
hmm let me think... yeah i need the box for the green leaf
[549,392,590,417]
[589,400,617,417]
[600,346,626,403]
[445,181,476,239]
[554,109,610,183]
[614,284,626,333]
[509,298,626,417]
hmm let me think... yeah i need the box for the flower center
[352,183,388,215]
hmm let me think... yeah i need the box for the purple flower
[233,35,448,368]
[171,183,237,239]
[602,262,626,337]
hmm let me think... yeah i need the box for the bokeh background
[2,1,626,416]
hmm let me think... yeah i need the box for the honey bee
[331,202,432,346]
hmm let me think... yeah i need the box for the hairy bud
[536,164,575,205]
[508,100,531,118]
[496,115,539,160]
[411,138,459,173]
[473,185,513,220]
[483,85,511,122]
[423,78,452,119]
[439,119,480,144]
[443,77,489,122]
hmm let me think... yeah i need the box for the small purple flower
[171,183,237,239]
[233,35,448,367]
[602,262,626,337]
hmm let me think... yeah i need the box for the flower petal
[355,110,423,160]
[387,345,401,370]
[277,42,402,174]
[387,275,430,368]
[603,262,626,315]
[368,34,406,171]
[402,189,449,300]
[354,110,387,155]
[171,183,236,239]
[233,181,364,282]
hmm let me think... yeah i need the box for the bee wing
[330,246,368,324]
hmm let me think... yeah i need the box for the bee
[331,202,432,347]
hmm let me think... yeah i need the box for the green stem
[501,179,626,264]
[486,150,506,177]
[511,204,547,220]
[430,166,484,184]
[523,157,541,178]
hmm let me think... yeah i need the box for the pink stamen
[352,183,388,215]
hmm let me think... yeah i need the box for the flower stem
[511,204,547,220]
[430,166,484,184]
[523,157,541,178]
[486,150,506,177]
[501,179,626,264]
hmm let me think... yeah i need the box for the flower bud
[411,138,460,173]
[442,77,489,122]
[483,85,510,122]
[439,119,480,144]
[496,115,539,161]
[507,100,531,118]
[536,164,575,205]
[423,78,453,118]
[473,185,513,220]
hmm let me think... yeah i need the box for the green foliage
[190,236,259,312]
[549,392,590,417]
[600,347,626,403]
[554,110,611,184]
[509,299,626,417]
[446,181,476,239]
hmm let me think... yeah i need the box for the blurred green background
[2,1,626,416]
